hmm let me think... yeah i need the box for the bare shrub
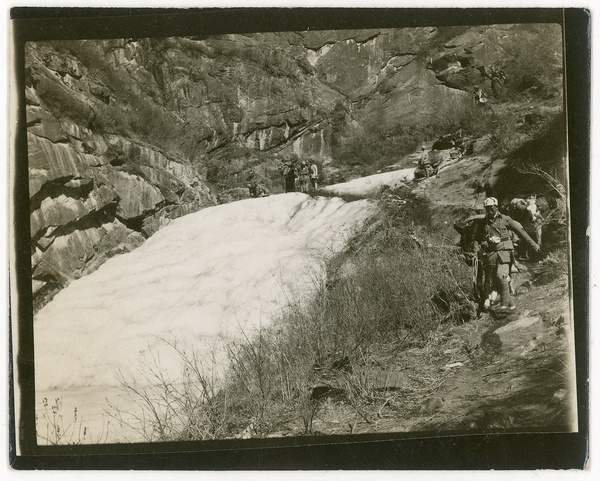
[36,397,108,445]
[110,339,229,442]
[110,195,474,440]
[219,193,473,434]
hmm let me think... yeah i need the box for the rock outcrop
[26,43,214,308]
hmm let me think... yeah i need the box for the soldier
[309,160,319,190]
[283,158,297,193]
[248,180,269,198]
[298,161,310,193]
[418,145,433,178]
[473,85,487,105]
[472,197,540,311]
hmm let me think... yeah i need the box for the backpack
[454,215,486,263]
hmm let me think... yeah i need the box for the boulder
[30,185,118,239]
[493,316,546,357]
[46,53,83,78]
[89,83,110,104]
[32,221,144,288]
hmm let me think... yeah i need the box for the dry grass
[106,189,476,441]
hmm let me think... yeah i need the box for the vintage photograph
[10,7,589,469]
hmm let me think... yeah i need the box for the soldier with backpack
[472,197,540,312]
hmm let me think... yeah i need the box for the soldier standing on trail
[418,145,433,178]
[490,67,507,99]
[309,160,319,191]
[298,161,310,193]
[509,195,544,259]
[471,197,540,312]
[283,157,297,193]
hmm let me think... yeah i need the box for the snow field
[34,192,376,391]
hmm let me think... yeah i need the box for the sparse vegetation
[108,340,228,442]
[332,91,533,176]
[36,397,110,445]
[334,125,422,174]
[111,189,476,441]
[500,24,563,101]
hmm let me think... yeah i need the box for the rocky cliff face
[25,24,562,309]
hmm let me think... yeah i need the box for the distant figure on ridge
[473,85,487,105]
[298,160,310,193]
[282,155,298,193]
[309,160,319,191]
[418,145,434,178]
[489,66,507,99]
[248,179,270,198]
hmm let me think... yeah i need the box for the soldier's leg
[476,261,487,311]
[482,262,494,310]
[496,263,513,308]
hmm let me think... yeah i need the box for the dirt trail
[292,149,576,438]
[299,261,575,438]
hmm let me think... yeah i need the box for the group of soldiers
[247,146,543,318]
[281,156,319,193]
[455,196,543,314]
[246,155,320,198]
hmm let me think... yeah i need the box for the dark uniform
[418,146,433,178]
[284,162,297,193]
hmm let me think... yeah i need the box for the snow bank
[322,167,415,197]
[34,193,376,391]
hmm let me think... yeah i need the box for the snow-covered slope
[322,167,414,197]
[34,192,377,392]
